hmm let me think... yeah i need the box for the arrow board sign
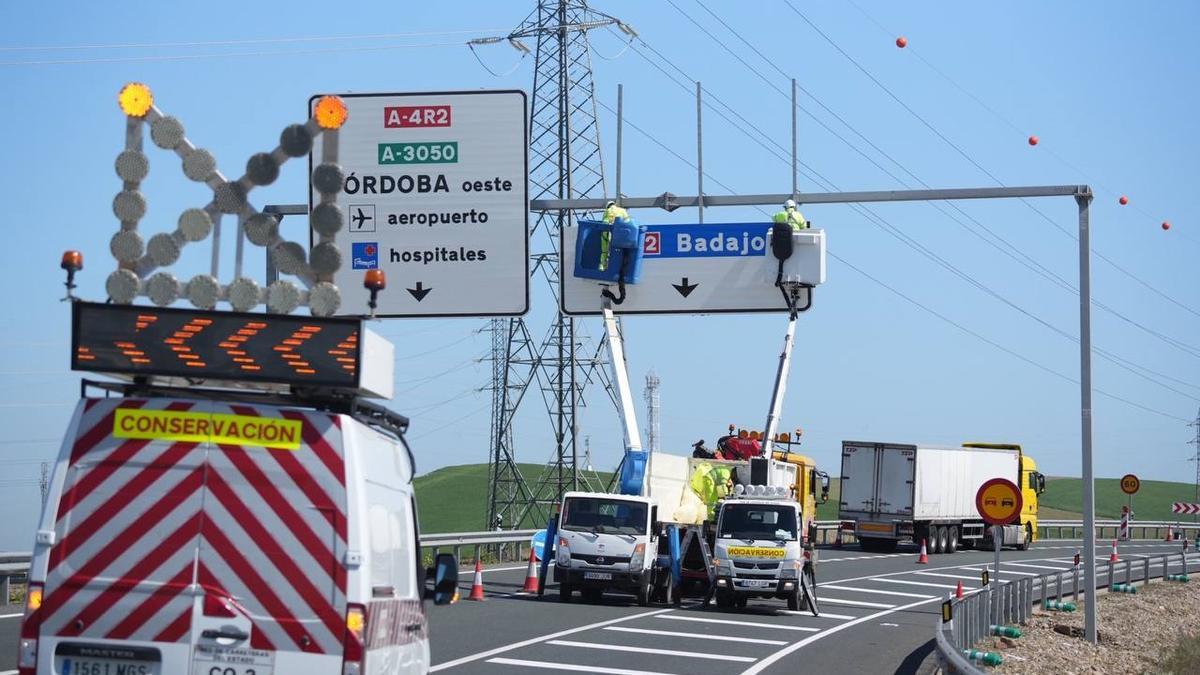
[561,222,813,315]
[312,90,529,318]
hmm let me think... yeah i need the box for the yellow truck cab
[962,443,1046,545]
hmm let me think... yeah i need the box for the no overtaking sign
[312,90,529,318]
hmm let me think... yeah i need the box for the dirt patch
[974,578,1199,674]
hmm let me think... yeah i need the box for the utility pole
[477,1,632,529]
[1189,408,1200,522]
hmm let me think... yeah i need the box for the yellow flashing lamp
[345,604,365,640]
[315,95,349,130]
[118,83,153,118]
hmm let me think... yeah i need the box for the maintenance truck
[839,441,1045,554]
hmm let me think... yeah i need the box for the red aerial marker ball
[896,36,908,48]
[1119,195,1129,205]
[1162,221,1171,231]
[1028,135,1039,146]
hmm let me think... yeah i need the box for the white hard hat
[784,199,797,209]
[606,200,616,207]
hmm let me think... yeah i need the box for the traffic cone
[1166,527,1174,542]
[955,580,964,599]
[917,538,929,564]
[1109,539,1119,563]
[521,549,540,594]
[467,559,485,601]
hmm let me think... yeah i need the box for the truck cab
[962,443,1046,547]
[711,485,813,611]
[553,492,663,605]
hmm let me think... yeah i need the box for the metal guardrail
[1037,519,1200,542]
[936,549,1198,673]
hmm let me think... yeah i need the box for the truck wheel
[559,582,572,603]
[787,588,800,611]
[947,526,959,553]
[715,589,735,609]
[1017,524,1032,551]
[935,526,949,554]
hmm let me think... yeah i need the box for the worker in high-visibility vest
[773,199,808,231]
[599,200,629,271]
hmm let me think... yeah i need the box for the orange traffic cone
[467,559,485,601]
[1165,527,1174,542]
[916,538,929,564]
[1109,539,1119,563]
[521,549,540,594]
[955,580,964,599]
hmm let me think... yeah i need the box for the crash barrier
[1037,519,1200,542]
[935,550,1198,672]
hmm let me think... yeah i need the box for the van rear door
[39,398,207,673]
[193,402,348,674]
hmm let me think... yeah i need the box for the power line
[621,29,1199,402]
[681,0,1200,360]
[0,28,509,52]
[0,41,466,67]
[781,1,1200,318]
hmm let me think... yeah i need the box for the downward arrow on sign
[672,277,698,298]
[407,282,432,302]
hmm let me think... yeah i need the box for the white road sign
[312,90,529,318]
[561,222,813,315]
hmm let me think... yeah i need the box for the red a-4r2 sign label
[384,105,452,128]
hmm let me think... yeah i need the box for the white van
[17,391,456,675]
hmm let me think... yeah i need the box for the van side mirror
[653,521,665,537]
[426,553,458,606]
[771,222,794,261]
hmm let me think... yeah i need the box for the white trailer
[838,441,1042,554]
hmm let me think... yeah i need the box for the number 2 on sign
[384,105,451,128]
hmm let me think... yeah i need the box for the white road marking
[547,639,757,662]
[820,585,934,599]
[873,578,970,590]
[777,610,856,620]
[961,567,1040,577]
[488,657,672,675]
[817,597,895,609]
[603,626,788,645]
[1004,561,1073,571]
[0,613,23,619]
[913,571,981,581]
[430,608,673,671]
[658,614,819,632]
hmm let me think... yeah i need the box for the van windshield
[718,503,797,541]
[561,497,648,536]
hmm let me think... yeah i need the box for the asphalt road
[427,539,1199,675]
[1,540,1195,674]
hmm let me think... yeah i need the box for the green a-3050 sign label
[378,142,458,165]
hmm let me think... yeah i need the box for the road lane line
[547,639,757,662]
[0,613,24,619]
[817,597,895,609]
[430,608,673,671]
[820,585,933,599]
[1004,562,1073,571]
[913,571,980,580]
[776,610,856,620]
[960,567,1040,576]
[873,578,969,590]
[487,657,673,675]
[658,615,819,632]
[603,626,788,645]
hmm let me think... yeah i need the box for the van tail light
[18,582,44,674]
[203,592,239,618]
[342,602,366,675]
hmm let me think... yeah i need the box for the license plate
[740,579,773,588]
[583,572,613,580]
[192,644,274,675]
[58,658,161,675]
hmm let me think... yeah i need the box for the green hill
[414,463,613,533]
[1041,477,1198,521]
[414,464,1197,534]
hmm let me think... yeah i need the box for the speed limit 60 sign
[1120,474,1140,495]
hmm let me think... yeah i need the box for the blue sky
[0,1,1197,548]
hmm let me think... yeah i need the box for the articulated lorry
[839,441,1045,554]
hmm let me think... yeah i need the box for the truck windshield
[718,504,797,541]
[561,497,648,536]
